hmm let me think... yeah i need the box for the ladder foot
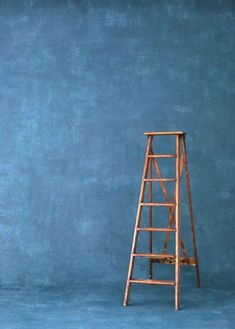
[123,282,131,306]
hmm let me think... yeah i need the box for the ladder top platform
[144,131,186,136]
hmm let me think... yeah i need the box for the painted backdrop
[0,0,234,287]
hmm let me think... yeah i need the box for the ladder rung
[130,279,176,286]
[133,253,175,259]
[148,154,177,158]
[140,202,175,207]
[153,257,196,266]
[144,178,176,182]
[137,227,176,232]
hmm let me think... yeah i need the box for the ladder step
[133,253,175,259]
[137,227,176,232]
[144,178,176,182]
[130,279,176,286]
[148,154,177,158]
[140,202,175,207]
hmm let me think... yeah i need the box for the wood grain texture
[123,135,153,306]
[144,132,185,135]
[175,135,181,310]
[148,153,153,279]
[123,132,200,310]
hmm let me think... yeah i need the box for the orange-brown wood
[148,154,177,158]
[148,152,153,279]
[181,136,200,288]
[144,178,176,182]
[154,257,196,266]
[144,132,185,136]
[133,253,175,259]
[141,202,175,207]
[123,135,152,306]
[175,135,180,310]
[123,132,200,310]
[137,227,176,232]
[130,279,175,286]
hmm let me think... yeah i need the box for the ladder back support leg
[182,136,200,288]
[149,152,153,279]
[123,132,200,310]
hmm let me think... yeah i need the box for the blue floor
[0,282,234,329]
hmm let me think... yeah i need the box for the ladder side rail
[175,135,181,310]
[123,135,153,306]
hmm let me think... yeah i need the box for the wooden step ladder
[123,131,200,310]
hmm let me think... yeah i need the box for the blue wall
[0,0,234,287]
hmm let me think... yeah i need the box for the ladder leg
[175,135,181,310]
[123,136,153,306]
[182,137,200,288]
[149,155,153,279]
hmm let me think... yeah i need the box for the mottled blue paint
[0,0,234,299]
[0,284,234,328]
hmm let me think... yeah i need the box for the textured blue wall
[0,0,234,287]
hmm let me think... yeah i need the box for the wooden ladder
[123,131,200,310]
